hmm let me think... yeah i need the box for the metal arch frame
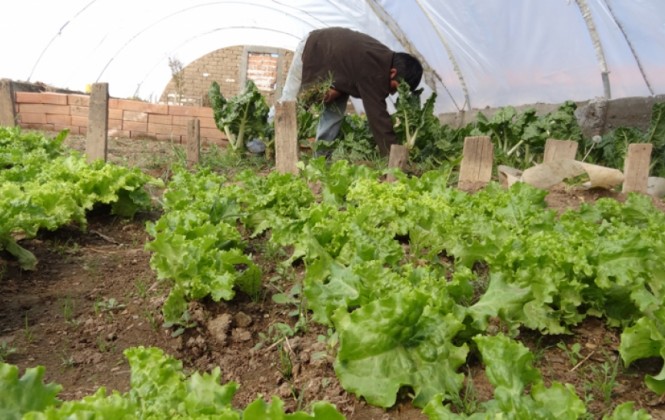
[574,0,612,99]
[26,0,324,89]
[365,0,469,112]
[602,0,654,96]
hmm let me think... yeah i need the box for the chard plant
[209,80,270,152]
[392,82,439,151]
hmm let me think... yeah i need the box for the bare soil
[1,134,665,419]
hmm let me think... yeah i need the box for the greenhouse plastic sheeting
[2,0,664,113]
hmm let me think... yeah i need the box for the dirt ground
[1,134,665,419]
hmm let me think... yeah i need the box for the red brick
[108,119,123,131]
[68,94,89,106]
[70,105,89,117]
[15,92,43,104]
[33,92,69,105]
[18,103,70,115]
[168,105,212,117]
[123,110,148,122]
[148,114,172,125]
[148,122,187,136]
[123,121,148,132]
[171,115,193,127]
[199,116,217,129]
[111,98,168,114]
[200,127,226,140]
[46,114,72,125]
[71,115,88,127]
[18,112,47,124]
[109,109,122,120]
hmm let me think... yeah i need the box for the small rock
[231,328,252,342]
[234,311,252,328]
[207,313,232,345]
[277,382,291,398]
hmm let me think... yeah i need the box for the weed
[51,239,80,258]
[448,366,479,415]
[93,297,126,315]
[134,279,149,299]
[277,343,293,381]
[61,296,78,326]
[95,336,112,353]
[0,340,17,362]
[23,314,34,344]
[557,341,583,366]
[60,353,76,369]
[143,310,159,331]
[590,356,620,407]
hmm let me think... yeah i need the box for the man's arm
[361,90,397,156]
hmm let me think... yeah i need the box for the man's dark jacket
[301,27,395,155]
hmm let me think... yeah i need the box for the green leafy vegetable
[209,80,270,151]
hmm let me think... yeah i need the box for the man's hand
[323,88,342,104]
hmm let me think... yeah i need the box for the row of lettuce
[145,156,664,417]
[0,126,157,269]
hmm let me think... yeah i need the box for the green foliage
[0,363,62,419]
[209,80,270,151]
[0,346,343,419]
[392,82,439,151]
[148,155,662,416]
[0,127,157,269]
[471,101,583,169]
[585,102,665,176]
[423,334,586,419]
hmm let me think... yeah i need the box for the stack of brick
[11,90,226,145]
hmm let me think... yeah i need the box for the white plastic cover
[3,0,664,113]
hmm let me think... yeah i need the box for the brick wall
[160,46,293,106]
[13,91,226,145]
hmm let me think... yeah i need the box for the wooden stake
[386,144,408,182]
[622,143,652,193]
[187,118,201,167]
[86,83,109,163]
[458,136,493,190]
[543,139,578,163]
[0,79,16,126]
[274,101,299,174]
